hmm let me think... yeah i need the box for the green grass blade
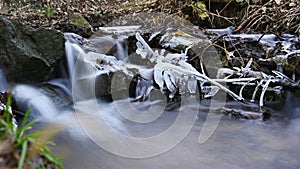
[21,119,38,134]
[20,108,31,128]
[41,148,64,169]
[26,129,59,139]
[16,119,38,142]
[40,162,46,169]
[18,140,28,169]
[4,92,12,111]
[4,92,12,125]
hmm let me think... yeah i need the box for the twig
[208,11,236,25]
[219,0,233,14]
[198,74,245,102]
[259,79,272,107]
[234,0,274,33]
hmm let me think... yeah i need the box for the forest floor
[0,0,299,35]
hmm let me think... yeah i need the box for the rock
[69,13,92,29]
[0,16,65,83]
[256,59,277,74]
[283,52,300,81]
[220,107,266,120]
[62,13,93,38]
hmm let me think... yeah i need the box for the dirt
[0,0,299,35]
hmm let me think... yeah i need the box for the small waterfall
[64,39,85,83]
[0,68,9,91]
[62,33,130,134]
[0,34,131,140]
[64,33,128,84]
[46,78,72,96]
[3,32,131,139]
[12,85,60,121]
[115,40,128,61]
[89,35,128,61]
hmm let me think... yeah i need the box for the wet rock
[283,52,300,81]
[0,16,65,83]
[69,13,92,29]
[220,107,271,121]
[158,29,204,52]
[256,59,277,74]
[61,13,93,38]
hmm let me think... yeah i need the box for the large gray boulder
[0,16,65,83]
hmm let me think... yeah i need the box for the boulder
[0,16,65,83]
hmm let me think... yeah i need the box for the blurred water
[8,31,300,169]
[0,68,9,91]
[49,93,300,169]
[13,81,295,169]
[10,84,300,169]
[12,85,60,121]
[37,32,300,168]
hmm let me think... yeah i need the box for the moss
[69,13,91,29]
[187,1,209,21]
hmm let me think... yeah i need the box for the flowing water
[0,68,8,91]
[6,31,300,169]
[37,96,300,169]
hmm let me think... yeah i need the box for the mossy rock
[283,53,300,80]
[69,13,91,29]
[0,16,65,83]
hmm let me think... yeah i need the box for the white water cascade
[12,85,60,121]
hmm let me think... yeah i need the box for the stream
[2,27,300,169]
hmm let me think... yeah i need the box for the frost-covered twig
[135,32,245,102]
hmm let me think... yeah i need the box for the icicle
[163,71,177,94]
[272,70,294,82]
[239,79,255,98]
[251,80,263,102]
[154,69,164,91]
[202,86,220,98]
[136,32,154,59]
[187,77,197,94]
[259,79,273,107]
[244,58,253,70]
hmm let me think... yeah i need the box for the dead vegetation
[0,0,299,34]
[0,0,189,29]
[236,0,300,34]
